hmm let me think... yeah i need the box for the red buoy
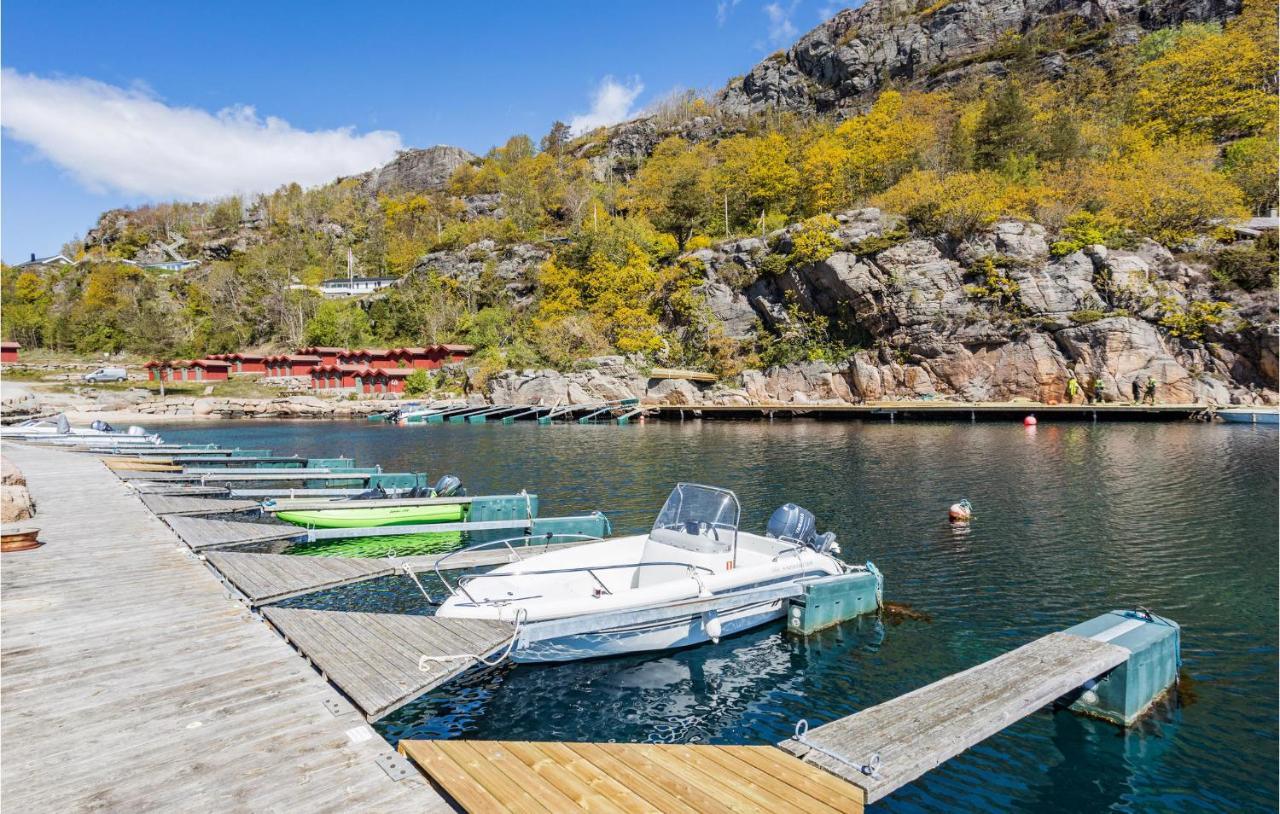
[1024,415,1037,426]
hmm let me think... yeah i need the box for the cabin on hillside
[336,348,395,367]
[297,346,349,365]
[144,359,231,382]
[309,364,368,390]
[14,253,73,269]
[318,277,396,297]
[361,367,413,394]
[1,342,20,363]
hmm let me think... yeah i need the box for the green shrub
[403,369,434,396]
[1069,309,1106,324]
[1213,232,1278,292]
[1050,211,1127,257]
[788,215,842,268]
[1158,298,1231,340]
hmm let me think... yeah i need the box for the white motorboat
[0,416,162,444]
[435,483,873,662]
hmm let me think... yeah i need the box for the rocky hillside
[719,0,1241,115]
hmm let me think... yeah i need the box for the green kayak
[276,503,466,529]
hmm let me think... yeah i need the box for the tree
[540,121,572,157]
[974,80,1037,171]
[715,133,800,228]
[303,300,372,346]
[622,137,717,248]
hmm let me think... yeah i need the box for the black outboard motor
[432,475,462,497]
[91,419,115,432]
[766,503,840,555]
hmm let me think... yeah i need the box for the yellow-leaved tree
[714,132,800,229]
[623,137,717,248]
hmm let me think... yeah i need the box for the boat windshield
[650,483,740,541]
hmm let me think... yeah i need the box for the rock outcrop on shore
[1,457,35,524]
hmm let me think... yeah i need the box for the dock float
[261,608,513,721]
[139,494,260,516]
[399,741,865,814]
[129,482,231,496]
[163,515,302,549]
[202,539,605,606]
[777,614,1180,806]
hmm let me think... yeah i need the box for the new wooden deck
[140,493,261,516]
[400,740,866,814]
[0,444,452,812]
[777,631,1130,804]
[163,514,303,549]
[261,608,513,721]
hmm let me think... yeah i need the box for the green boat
[275,502,466,529]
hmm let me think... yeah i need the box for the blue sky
[2,0,851,263]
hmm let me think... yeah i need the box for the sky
[1,0,855,263]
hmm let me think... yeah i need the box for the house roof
[1,341,21,350]
[439,344,475,353]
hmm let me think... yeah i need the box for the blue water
[159,418,1279,812]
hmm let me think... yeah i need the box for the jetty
[657,401,1211,422]
[0,443,452,811]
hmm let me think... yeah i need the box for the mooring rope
[418,608,527,669]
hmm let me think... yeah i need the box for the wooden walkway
[400,740,866,814]
[164,515,303,549]
[777,631,1130,804]
[140,493,261,516]
[206,551,396,604]
[261,608,513,721]
[0,444,452,812]
[129,482,230,496]
[201,540,600,606]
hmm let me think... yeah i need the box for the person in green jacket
[1066,373,1080,404]
[1144,376,1158,404]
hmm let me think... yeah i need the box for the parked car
[83,367,128,383]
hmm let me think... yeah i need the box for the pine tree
[973,80,1036,170]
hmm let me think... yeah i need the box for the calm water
[159,418,1279,813]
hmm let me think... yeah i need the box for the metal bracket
[322,694,352,717]
[375,752,415,782]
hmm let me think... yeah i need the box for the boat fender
[948,499,973,524]
[1024,414,1037,426]
[704,610,722,644]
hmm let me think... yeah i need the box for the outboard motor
[766,503,841,556]
[431,475,462,497]
[126,425,145,435]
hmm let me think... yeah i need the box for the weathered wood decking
[400,740,866,814]
[202,539,601,606]
[206,551,396,603]
[262,608,513,721]
[0,444,452,812]
[140,493,261,516]
[130,482,231,496]
[163,514,303,549]
[777,631,1130,804]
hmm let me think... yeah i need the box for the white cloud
[0,69,402,200]
[717,0,742,26]
[568,76,644,135]
[764,1,799,46]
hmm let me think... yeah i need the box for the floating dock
[657,401,1209,422]
[0,443,449,810]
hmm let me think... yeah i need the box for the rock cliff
[718,0,1241,115]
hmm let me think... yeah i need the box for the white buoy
[948,499,973,524]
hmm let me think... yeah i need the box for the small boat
[1217,407,1279,425]
[268,476,465,528]
[435,483,867,662]
[0,416,161,444]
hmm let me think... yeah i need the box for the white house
[318,277,397,297]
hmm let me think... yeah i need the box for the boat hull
[1219,409,1279,425]
[514,596,787,663]
[275,503,465,528]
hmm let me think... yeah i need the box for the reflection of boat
[1217,407,1279,425]
[0,416,161,444]
[436,483,869,663]
[268,476,465,528]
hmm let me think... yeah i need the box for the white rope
[418,608,527,669]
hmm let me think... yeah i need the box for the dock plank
[261,608,513,721]
[400,741,866,814]
[203,551,396,603]
[1,444,451,812]
[164,515,303,549]
[777,631,1129,803]
[129,483,230,496]
[140,494,261,516]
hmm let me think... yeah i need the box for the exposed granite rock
[1,457,35,524]
[717,0,1242,116]
[1009,250,1106,322]
[359,145,477,195]
[411,240,549,306]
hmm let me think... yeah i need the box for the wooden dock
[0,444,452,812]
[657,401,1207,422]
[777,631,1130,805]
[262,608,513,721]
[163,514,303,549]
[140,493,260,516]
[203,539,602,606]
[400,740,866,814]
